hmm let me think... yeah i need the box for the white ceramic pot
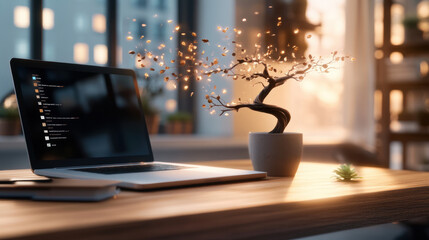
[249,132,302,177]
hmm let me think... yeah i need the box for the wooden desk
[1,160,429,240]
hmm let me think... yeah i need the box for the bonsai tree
[202,52,346,133]
[129,22,351,133]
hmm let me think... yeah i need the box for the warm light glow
[391,4,404,45]
[390,90,403,116]
[3,95,17,108]
[14,6,30,28]
[43,8,54,30]
[374,2,384,48]
[418,1,429,18]
[389,52,403,64]
[92,14,106,33]
[94,44,108,64]
[374,50,384,59]
[165,99,177,112]
[166,80,177,91]
[73,43,89,64]
[420,61,429,77]
[374,90,382,120]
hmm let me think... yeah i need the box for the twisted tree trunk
[248,103,291,133]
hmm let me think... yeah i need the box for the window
[0,0,30,102]
[43,0,106,65]
[118,0,178,133]
[233,0,347,142]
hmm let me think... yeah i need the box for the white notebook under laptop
[10,58,266,190]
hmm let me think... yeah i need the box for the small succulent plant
[333,164,361,181]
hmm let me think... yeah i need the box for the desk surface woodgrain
[2,160,429,240]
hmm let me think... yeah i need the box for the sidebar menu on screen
[32,73,79,149]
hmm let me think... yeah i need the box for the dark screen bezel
[10,58,154,170]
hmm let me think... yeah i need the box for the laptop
[10,58,266,190]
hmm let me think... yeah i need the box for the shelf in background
[390,132,429,142]
[388,80,429,90]
[390,41,429,55]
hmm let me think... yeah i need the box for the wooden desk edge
[9,186,429,240]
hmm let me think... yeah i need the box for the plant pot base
[249,132,302,177]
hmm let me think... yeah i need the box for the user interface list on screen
[19,67,150,161]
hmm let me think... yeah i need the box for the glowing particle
[144,73,149,78]
[351,57,356,61]
[237,30,242,35]
[242,18,247,22]
[225,113,229,116]
[293,28,299,34]
[167,20,173,23]
[254,11,259,15]
[278,17,282,20]
[142,24,147,27]
[158,44,166,49]
[175,26,180,31]
[184,85,189,90]
[126,36,133,40]
[222,89,227,94]
[146,40,151,44]
[257,33,261,38]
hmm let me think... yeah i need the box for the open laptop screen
[10,58,154,169]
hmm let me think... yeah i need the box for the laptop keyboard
[72,163,188,175]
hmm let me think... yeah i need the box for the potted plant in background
[0,107,20,136]
[166,112,193,134]
[136,72,164,134]
[140,96,160,134]
[403,16,424,43]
